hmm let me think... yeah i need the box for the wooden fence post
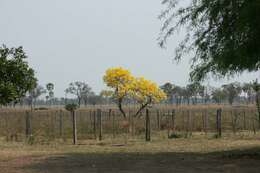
[157,110,160,130]
[202,110,205,133]
[182,110,185,131]
[189,110,193,137]
[97,109,102,141]
[145,109,151,141]
[203,109,208,135]
[231,110,238,134]
[171,109,176,133]
[59,110,63,137]
[216,109,222,138]
[52,111,57,139]
[89,110,92,131]
[72,110,77,145]
[202,109,208,135]
[93,110,96,139]
[108,109,112,120]
[252,110,256,135]
[206,110,209,134]
[25,111,32,138]
[186,110,191,137]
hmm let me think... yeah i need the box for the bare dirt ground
[1,135,260,173]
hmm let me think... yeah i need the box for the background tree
[198,84,209,104]
[186,82,204,105]
[172,85,184,105]
[64,88,70,105]
[81,87,93,106]
[159,0,260,81]
[66,81,92,107]
[46,83,54,106]
[242,82,254,104]
[211,88,226,104]
[222,82,242,105]
[0,45,37,106]
[160,82,174,104]
[203,85,212,104]
[27,85,46,109]
[182,86,192,105]
[88,92,103,106]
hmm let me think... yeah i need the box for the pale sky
[1,0,259,97]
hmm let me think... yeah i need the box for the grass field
[1,132,260,173]
[0,106,259,172]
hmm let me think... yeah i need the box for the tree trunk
[118,98,126,118]
[84,99,87,107]
[78,97,81,107]
[157,110,160,130]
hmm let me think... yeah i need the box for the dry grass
[0,132,260,173]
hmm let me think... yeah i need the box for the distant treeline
[160,81,259,106]
[2,80,259,108]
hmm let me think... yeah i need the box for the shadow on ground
[17,147,260,173]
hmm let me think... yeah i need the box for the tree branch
[134,97,152,118]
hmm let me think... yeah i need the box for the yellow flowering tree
[103,67,134,118]
[103,67,166,118]
[130,77,166,117]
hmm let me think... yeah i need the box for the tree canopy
[65,81,92,107]
[0,45,37,105]
[159,0,260,81]
[27,85,46,109]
